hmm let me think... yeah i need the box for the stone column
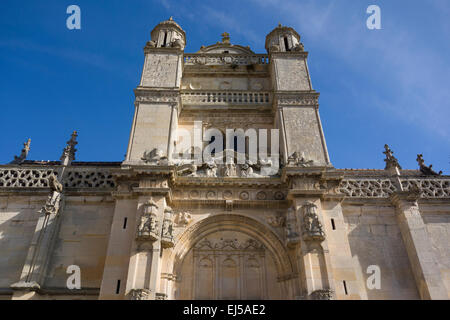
[391,191,447,300]
[291,197,335,300]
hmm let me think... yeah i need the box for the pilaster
[390,191,448,299]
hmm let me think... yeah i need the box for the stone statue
[292,43,304,51]
[40,175,63,215]
[224,162,236,177]
[416,154,442,176]
[174,211,192,226]
[171,39,182,48]
[146,40,156,48]
[288,152,314,167]
[137,199,159,241]
[142,148,168,165]
[205,161,218,177]
[302,202,325,241]
[161,206,175,248]
[240,161,254,177]
[10,138,31,164]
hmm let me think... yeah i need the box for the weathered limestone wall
[127,102,173,161]
[0,195,41,291]
[342,203,420,299]
[0,194,114,299]
[45,197,114,289]
[421,204,450,297]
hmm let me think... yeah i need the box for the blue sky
[0,0,449,172]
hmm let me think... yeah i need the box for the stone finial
[383,144,402,170]
[11,138,31,164]
[416,154,442,176]
[60,131,78,166]
[169,16,173,21]
[221,32,230,44]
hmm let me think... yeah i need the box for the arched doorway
[163,214,296,300]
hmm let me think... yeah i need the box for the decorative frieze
[276,93,319,106]
[134,90,179,104]
[194,237,265,251]
[184,53,269,66]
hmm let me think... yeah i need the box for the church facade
[1,19,449,300]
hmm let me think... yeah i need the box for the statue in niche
[302,202,325,241]
[137,199,159,241]
[40,175,63,215]
[161,206,175,248]
[416,154,442,176]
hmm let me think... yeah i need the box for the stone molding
[275,92,319,106]
[134,89,180,104]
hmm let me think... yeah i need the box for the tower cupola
[148,17,186,50]
[265,23,303,53]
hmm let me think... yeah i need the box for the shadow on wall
[344,208,419,300]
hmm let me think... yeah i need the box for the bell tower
[267,24,331,167]
[124,17,185,164]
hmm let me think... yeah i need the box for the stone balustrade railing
[1,166,448,199]
[0,167,116,189]
[184,53,269,66]
[181,91,271,105]
[338,178,450,199]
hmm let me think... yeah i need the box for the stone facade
[0,19,449,300]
